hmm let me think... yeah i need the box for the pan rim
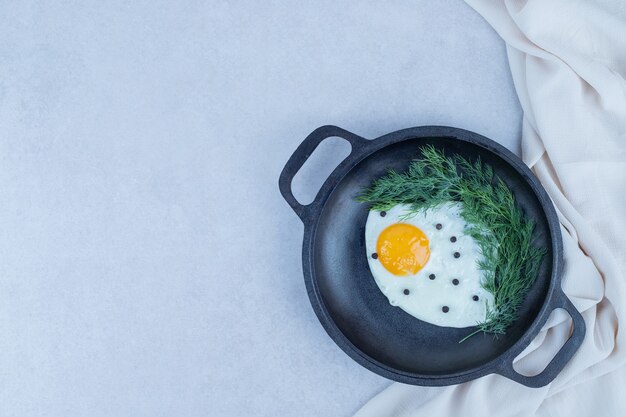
[300,126,563,384]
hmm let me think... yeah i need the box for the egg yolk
[376,223,430,275]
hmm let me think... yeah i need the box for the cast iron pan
[279,125,585,387]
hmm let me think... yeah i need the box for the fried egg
[365,202,493,328]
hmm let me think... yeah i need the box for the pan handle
[279,125,368,222]
[495,290,586,388]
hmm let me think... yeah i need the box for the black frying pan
[279,125,585,387]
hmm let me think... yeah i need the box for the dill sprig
[357,145,546,341]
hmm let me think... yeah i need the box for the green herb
[357,145,546,341]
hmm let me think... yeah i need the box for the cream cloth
[355,0,626,415]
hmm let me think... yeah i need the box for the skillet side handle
[278,125,367,222]
[496,290,586,388]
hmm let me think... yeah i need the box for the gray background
[0,1,522,416]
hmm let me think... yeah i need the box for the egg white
[365,202,493,328]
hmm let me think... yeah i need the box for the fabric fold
[354,0,626,415]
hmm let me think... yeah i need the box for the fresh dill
[357,145,546,341]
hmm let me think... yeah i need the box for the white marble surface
[0,1,522,416]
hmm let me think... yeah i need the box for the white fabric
[355,0,626,415]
